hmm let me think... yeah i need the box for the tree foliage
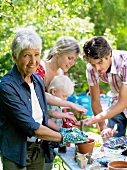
[82,0,127,50]
[0,0,126,94]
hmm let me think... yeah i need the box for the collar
[110,52,117,74]
[11,64,37,85]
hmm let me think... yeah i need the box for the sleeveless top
[36,60,64,91]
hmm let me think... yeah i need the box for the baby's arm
[48,110,77,124]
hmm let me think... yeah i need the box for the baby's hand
[59,127,88,147]
[67,115,77,124]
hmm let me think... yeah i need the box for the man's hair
[83,36,112,60]
[48,75,74,96]
[11,28,42,58]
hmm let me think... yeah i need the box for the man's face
[87,53,112,75]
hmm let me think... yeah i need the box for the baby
[44,75,77,170]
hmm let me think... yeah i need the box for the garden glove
[59,127,72,133]
[59,127,88,147]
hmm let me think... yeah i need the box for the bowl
[108,161,127,170]
[77,138,95,154]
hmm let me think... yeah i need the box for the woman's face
[57,53,79,72]
[13,48,41,79]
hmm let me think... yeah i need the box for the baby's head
[48,75,74,100]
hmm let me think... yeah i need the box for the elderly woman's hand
[59,127,88,147]
[66,114,77,124]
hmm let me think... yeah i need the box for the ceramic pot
[108,161,127,170]
[77,138,95,154]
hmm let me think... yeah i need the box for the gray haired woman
[0,28,87,170]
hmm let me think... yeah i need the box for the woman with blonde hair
[36,36,81,88]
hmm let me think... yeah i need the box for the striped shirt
[86,50,127,117]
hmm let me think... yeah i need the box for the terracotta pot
[108,161,127,170]
[77,138,95,154]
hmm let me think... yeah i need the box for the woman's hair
[46,36,80,60]
[83,36,112,60]
[10,28,42,58]
[48,75,74,96]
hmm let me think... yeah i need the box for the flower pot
[77,138,95,154]
[108,161,127,170]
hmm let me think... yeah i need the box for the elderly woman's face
[14,48,41,78]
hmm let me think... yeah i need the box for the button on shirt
[86,50,127,118]
[0,64,48,167]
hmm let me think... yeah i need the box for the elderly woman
[0,28,87,170]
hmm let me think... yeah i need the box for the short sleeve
[119,53,127,84]
[36,64,45,80]
[86,63,99,86]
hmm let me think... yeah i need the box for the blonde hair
[48,75,74,96]
[46,36,80,60]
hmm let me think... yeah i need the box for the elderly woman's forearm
[34,124,62,142]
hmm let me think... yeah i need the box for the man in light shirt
[83,36,127,137]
